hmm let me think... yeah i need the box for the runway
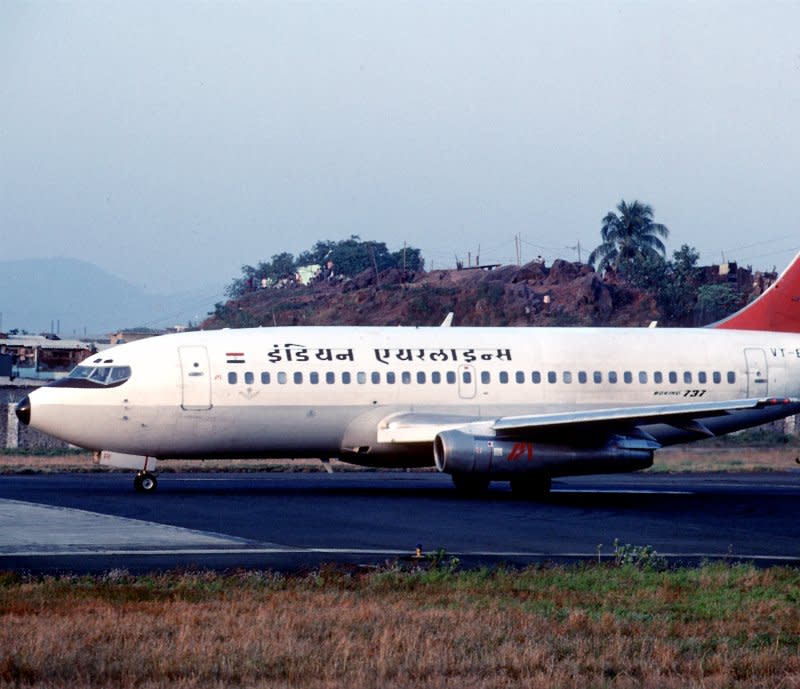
[1,471,799,572]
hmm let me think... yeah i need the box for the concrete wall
[2,385,72,451]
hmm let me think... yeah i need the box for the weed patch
[1,563,798,688]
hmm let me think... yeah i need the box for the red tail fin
[713,251,800,332]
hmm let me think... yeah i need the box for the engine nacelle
[433,429,654,478]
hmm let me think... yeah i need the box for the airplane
[14,251,800,494]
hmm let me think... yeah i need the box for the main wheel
[451,474,490,496]
[134,472,158,493]
[510,475,551,499]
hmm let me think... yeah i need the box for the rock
[545,259,580,285]
[512,260,548,283]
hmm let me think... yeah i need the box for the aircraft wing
[376,397,800,445]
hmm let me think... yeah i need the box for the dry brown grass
[650,446,800,473]
[2,446,799,475]
[1,565,799,688]
[0,453,357,474]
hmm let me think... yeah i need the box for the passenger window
[277,372,287,384]
[310,372,319,385]
[325,372,335,384]
[698,371,707,384]
[371,372,380,384]
[727,371,736,384]
[563,371,572,384]
[481,371,491,384]
[638,371,647,384]
[578,371,587,384]
[515,371,525,384]
[228,372,237,385]
[462,371,472,384]
[499,371,509,384]
[357,372,366,384]
[668,371,677,384]
[532,371,542,384]
[342,372,351,384]
[446,371,456,384]
[712,371,721,384]
[387,371,396,384]
[608,371,618,384]
[261,372,270,384]
[294,372,303,384]
[245,372,254,385]
[417,372,426,384]
[684,371,692,384]
[654,371,662,384]
[547,371,557,384]
[432,371,441,384]
[623,371,632,384]
[402,371,411,384]
[593,371,602,384]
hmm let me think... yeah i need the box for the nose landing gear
[134,471,158,493]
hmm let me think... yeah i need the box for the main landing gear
[510,475,552,499]
[450,474,553,499]
[134,471,158,493]
[450,474,490,496]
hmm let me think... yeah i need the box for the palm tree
[588,200,669,273]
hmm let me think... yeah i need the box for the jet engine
[433,429,655,478]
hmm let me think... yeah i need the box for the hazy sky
[3,1,800,304]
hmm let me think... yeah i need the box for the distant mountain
[0,258,220,336]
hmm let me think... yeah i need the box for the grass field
[1,563,799,688]
[2,444,800,475]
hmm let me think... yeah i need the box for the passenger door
[178,346,212,410]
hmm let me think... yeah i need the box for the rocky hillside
[204,259,675,329]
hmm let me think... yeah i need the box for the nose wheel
[134,471,158,493]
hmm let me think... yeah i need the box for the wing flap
[376,398,800,444]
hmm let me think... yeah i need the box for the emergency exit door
[458,364,477,399]
[744,348,768,397]
[179,346,212,410]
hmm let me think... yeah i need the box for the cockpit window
[50,365,132,389]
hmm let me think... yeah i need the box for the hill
[205,259,669,329]
[204,258,770,330]
[0,258,206,335]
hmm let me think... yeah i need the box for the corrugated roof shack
[0,337,95,451]
[0,336,95,381]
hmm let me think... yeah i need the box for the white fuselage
[24,325,800,466]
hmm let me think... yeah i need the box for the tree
[225,238,425,297]
[225,252,296,297]
[624,244,701,326]
[588,200,670,275]
[695,284,741,325]
[297,236,424,276]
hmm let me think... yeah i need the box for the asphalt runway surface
[1,471,799,573]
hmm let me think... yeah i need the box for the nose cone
[15,396,31,426]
